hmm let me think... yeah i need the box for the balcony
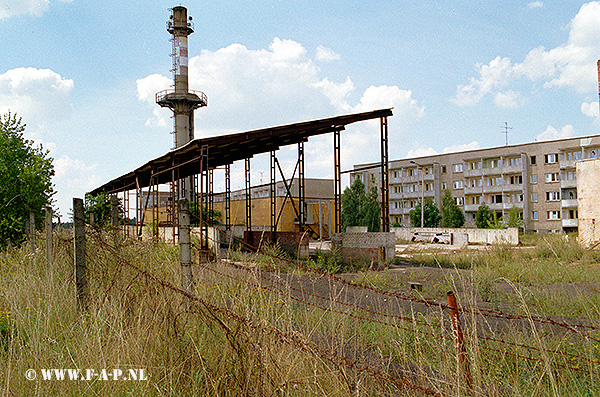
[561,199,578,208]
[560,159,576,169]
[482,185,505,194]
[464,186,483,195]
[463,168,484,177]
[561,179,577,189]
[562,219,579,228]
[501,183,523,192]
[464,204,480,212]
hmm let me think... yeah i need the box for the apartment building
[352,134,600,233]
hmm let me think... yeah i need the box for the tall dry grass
[0,229,598,396]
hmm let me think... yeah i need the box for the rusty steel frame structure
[90,108,393,242]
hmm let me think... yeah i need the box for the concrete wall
[577,158,600,248]
[331,232,395,263]
[244,230,309,258]
[391,227,519,246]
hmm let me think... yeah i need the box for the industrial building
[212,178,334,239]
[352,134,600,233]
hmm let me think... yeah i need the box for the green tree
[439,189,465,228]
[190,201,222,226]
[84,192,112,227]
[409,198,441,227]
[341,177,381,232]
[0,112,54,249]
[474,203,492,229]
[505,205,524,230]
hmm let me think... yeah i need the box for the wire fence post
[111,195,120,247]
[179,198,193,292]
[28,209,36,252]
[447,291,472,391]
[73,198,88,311]
[45,206,53,266]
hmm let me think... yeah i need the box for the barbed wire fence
[36,205,600,395]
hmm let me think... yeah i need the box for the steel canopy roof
[90,108,393,195]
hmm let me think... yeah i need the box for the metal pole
[179,198,193,292]
[380,116,390,232]
[45,206,52,266]
[73,198,87,311]
[333,129,341,233]
[245,157,252,232]
[421,170,424,227]
[447,291,472,390]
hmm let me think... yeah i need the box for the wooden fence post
[29,210,36,252]
[447,291,472,390]
[73,198,87,311]
[111,195,120,247]
[45,206,53,266]
[179,198,193,292]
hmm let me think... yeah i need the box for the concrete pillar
[73,198,87,311]
[111,195,120,246]
[45,206,52,266]
[179,198,193,292]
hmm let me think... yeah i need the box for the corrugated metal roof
[90,108,393,195]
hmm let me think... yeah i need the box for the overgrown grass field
[1,230,599,396]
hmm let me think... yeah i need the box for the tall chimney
[156,6,207,201]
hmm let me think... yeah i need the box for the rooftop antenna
[501,122,512,146]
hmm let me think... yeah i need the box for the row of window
[531,210,578,221]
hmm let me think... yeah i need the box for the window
[547,211,561,220]
[574,151,582,160]
[531,174,537,184]
[469,161,482,170]
[455,197,464,206]
[491,194,503,204]
[545,154,558,164]
[506,157,522,167]
[442,182,447,190]
[531,193,538,202]
[532,211,538,220]
[546,191,560,201]
[545,173,560,183]
[442,165,447,174]
[531,155,537,165]
[453,163,463,173]
[509,175,523,185]
[453,180,464,189]
[471,196,482,205]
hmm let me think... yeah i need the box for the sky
[2,0,600,217]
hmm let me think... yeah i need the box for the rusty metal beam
[380,116,390,232]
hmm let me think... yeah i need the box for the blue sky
[2,0,600,217]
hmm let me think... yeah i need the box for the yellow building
[141,178,334,239]
[213,178,334,239]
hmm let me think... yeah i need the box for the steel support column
[380,116,390,232]
[225,164,231,231]
[245,157,251,232]
[298,142,306,232]
[270,151,276,240]
[333,128,342,234]
[199,145,209,251]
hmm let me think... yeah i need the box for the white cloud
[0,0,70,19]
[527,1,544,8]
[138,38,424,134]
[581,101,599,117]
[536,125,575,141]
[494,90,522,109]
[453,2,600,106]
[137,38,426,183]
[315,46,341,62]
[53,155,102,218]
[0,67,74,131]
[405,141,481,158]
[451,57,513,106]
